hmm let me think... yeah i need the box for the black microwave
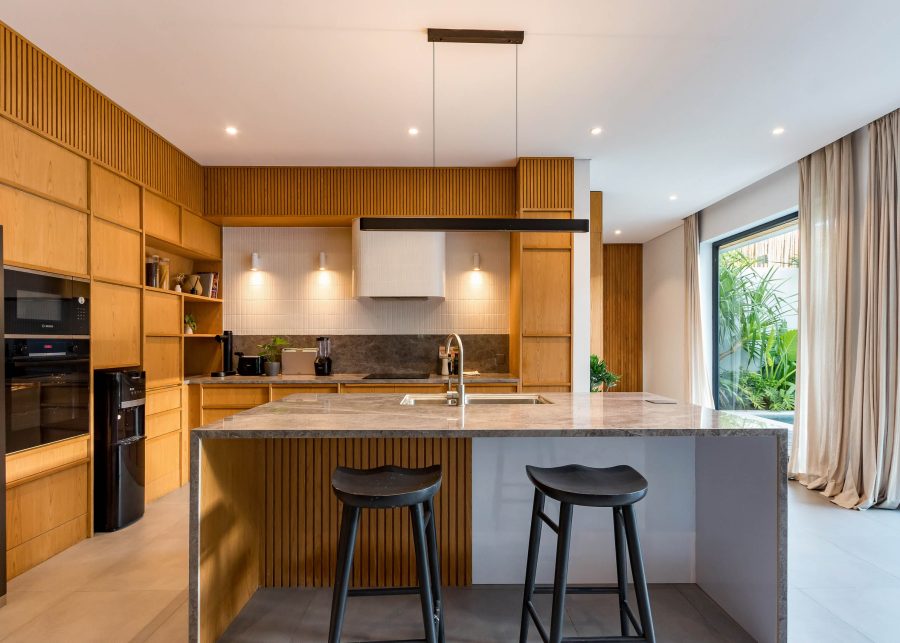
[4,267,90,337]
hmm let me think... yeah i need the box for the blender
[314,336,333,376]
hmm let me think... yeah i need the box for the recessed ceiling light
[669,194,678,201]
[225,126,238,136]
[772,126,785,136]
[590,126,603,136]
[614,229,622,235]
[408,127,419,136]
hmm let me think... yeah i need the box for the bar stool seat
[328,464,445,643]
[526,464,648,507]
[520,464,656,643]
[332,464,442,509]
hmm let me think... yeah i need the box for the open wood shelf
[184,333,218,338]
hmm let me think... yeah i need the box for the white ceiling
[4,1,900,241]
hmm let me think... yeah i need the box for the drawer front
[201,407,252,423]
[202,386,269,407]
[145,431,181,502]
[146,386,182,415]
[146,408,182,439]
[271,385,339,400]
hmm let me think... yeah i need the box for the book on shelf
[196,272,219,299]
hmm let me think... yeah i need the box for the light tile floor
[0,482,897,641]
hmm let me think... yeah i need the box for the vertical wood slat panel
[202,166,516,218]
[602,244,644,391]
[262,438,471,588]
[0,21,202,211]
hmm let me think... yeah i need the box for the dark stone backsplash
[231,334,509,374]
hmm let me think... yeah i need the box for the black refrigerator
[93,370,146,531]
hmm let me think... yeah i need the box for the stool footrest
[347,639,428,643]
[347,586,421,597]
[533,584,620,595]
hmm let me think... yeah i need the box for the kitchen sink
[400,393,551,406]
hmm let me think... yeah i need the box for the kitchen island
[189,392,788,643]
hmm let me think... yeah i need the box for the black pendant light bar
[427,29,524,45]
[358,217,588,233]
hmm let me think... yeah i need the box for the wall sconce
[472,252,481,271]
[319,251,327,271]
[250,252,261,271]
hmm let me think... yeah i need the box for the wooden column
[602,244,643,391]
[590,192,604,357]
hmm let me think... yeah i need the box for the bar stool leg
[549,502,574,643]
[424,499,445,643]
[519,489,546,643]
[410,503,438,643]
[328,504,360,643]
[613,506,630,636]
[623,504,656,643]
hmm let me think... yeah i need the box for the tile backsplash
[223,227,509,335]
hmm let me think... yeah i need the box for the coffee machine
[314,336,332,376]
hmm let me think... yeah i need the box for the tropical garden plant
[717,252,797,411]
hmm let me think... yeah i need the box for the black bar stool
[328,464,445,643]
[519,464,656,643]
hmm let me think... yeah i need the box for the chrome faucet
[444,333,465,405]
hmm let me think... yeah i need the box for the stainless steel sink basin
[400,393,551,406]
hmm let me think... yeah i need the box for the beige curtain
[789,136,856,498]
[792,110,900,509]
[840,110,900,509]
[684,213,714,407]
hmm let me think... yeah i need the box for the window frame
[711,211,799,410]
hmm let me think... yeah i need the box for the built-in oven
[5,338,90,453]
[4,266,89,337]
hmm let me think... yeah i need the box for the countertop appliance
[314,337,332,376]
[363,373,432,380]
[211,330,237,377]
[5,338,90,453]
[4,266,89,337]
[236,353,266,376]
[94,370,146,531]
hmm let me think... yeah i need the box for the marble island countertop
[190,392,791,439]
[185,372,519,385]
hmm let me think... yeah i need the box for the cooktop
[363,373,433,380]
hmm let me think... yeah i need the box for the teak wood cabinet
[0,108,222,580]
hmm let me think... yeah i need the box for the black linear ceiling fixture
[358,217,589,233]
[427,28,524,44]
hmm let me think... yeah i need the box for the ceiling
[4,1,900,241]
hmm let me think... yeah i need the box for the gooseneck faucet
[444,333,465,405]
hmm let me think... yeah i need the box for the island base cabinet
[192,436,472,643]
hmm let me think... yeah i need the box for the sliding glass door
[713,213,799,420]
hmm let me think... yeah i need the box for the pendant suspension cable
[515,43,519,161]
[432,41,437,215]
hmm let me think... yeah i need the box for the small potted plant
[173,272,187,293]
[184,313,197,335]
[259,336,290,376]
[590,355,621,392]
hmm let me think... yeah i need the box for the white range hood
[351,219,445,299]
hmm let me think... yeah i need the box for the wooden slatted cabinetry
[512,158,575,392]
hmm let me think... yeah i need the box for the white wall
[572,160,591,392]
[642,225,687,400]
[223,227,509,335]
[700,163,799,244]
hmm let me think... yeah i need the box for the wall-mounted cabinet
[182,209,222,258]
[144,190,181,245]
[144,336,182,388]
[91,218,143,285]
[92,282,142,368]
[145,289,182,336]
[90,165,141,230]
